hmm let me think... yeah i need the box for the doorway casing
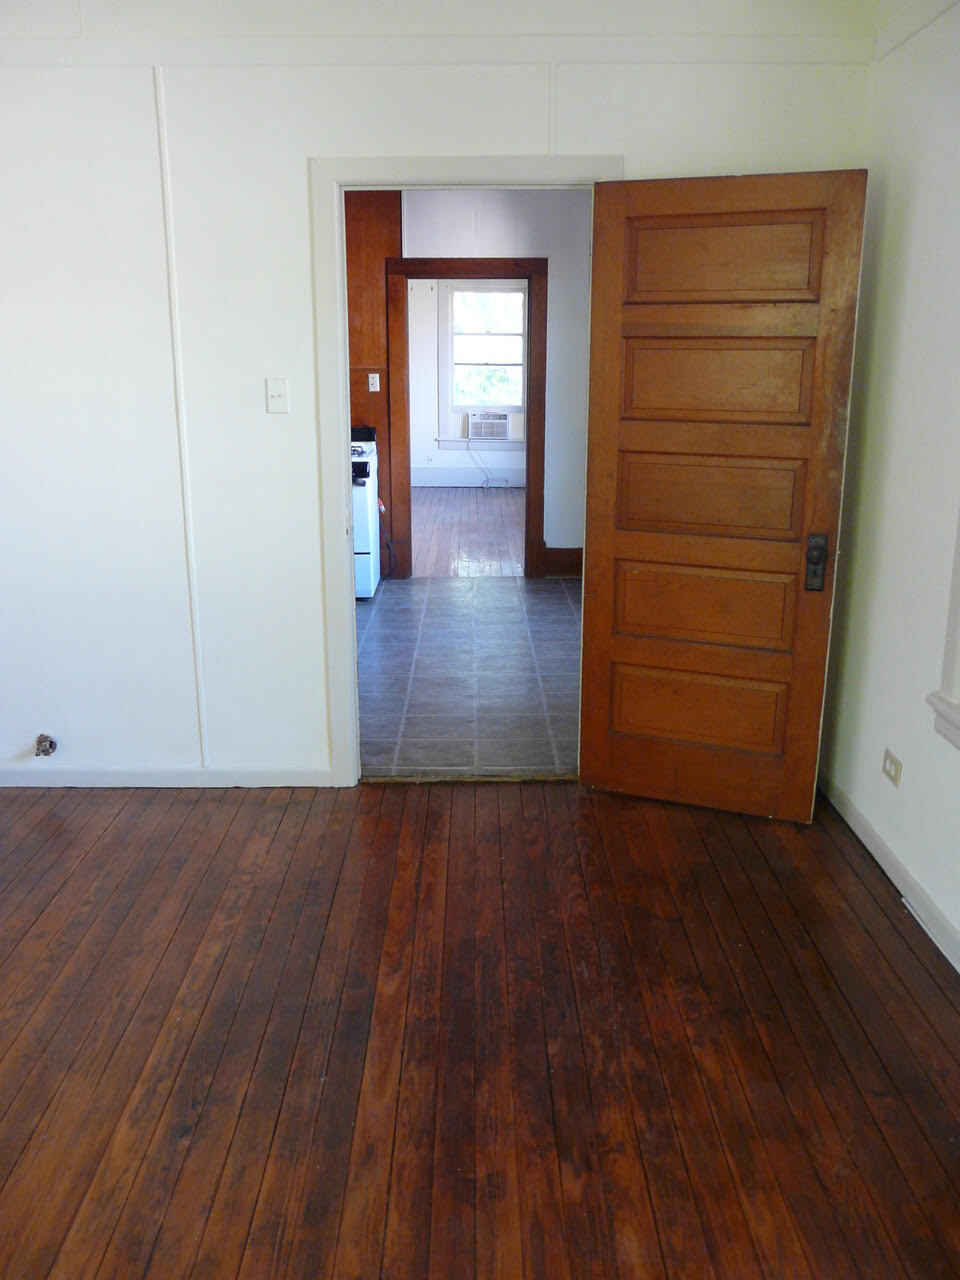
[308,154,624,786]
[386,256,547,579]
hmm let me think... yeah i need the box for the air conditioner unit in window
[468,411,509,441]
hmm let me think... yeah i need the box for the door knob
[805,534,828,591]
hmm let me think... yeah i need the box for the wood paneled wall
[345,190,403,571]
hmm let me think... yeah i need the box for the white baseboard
[0,764,340,788]
[410,467,524,487]
[820,776,960,977]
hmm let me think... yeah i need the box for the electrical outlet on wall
[882,748,903,786]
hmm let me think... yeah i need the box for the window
[437,280,527,447]
[450,288,525,410]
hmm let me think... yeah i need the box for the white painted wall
[0,68,201,775]
[0,8,873,791]
[404,188,591,541]
[820,1,960,969]
[407,279,441,480]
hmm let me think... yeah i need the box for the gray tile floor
[356,576,582,779]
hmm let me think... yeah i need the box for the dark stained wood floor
[2,784,960,1278]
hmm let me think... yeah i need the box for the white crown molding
[0,33,874,68]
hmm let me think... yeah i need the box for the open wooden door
[579,171,866,821]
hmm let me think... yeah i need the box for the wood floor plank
[380,784,452,1280]
[746,817,960,1203]
[428,784,477,1279]
[284,785,406,1280]
[592,792,765,1280]
[411,486,524,578]
[91,789,301,1279]
[721,811,960,1275]
[816,799,960,1025]
[237,786,381,1280]
[0,788,129,936]
[8,789,271,1278]
[43,788,264,1280]
[0,785,959,1279]
[0,787,83,875]
[497,783,573,1280]
[188,788,356,1280]
[687,805,918,1280]
[520,782,620,1280]
[542,784,664,1280]
[565,788,716,1280]
[0,787,251,1279]
[0,788,49,843]
[140,790,324,1279]
[0,791,199,1133]
[473,784,524,1280]
[794,819,960,1098]
[648,802,840,1280]
[331,785,428,1280]
[0,791,188,1183]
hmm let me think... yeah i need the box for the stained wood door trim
[386,257,548,578]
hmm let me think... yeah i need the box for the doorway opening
[409,274,529,577]
[346,187,592,779]
[385,256,547,579]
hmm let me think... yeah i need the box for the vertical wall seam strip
[153,65,211,767]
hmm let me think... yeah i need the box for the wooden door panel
[617,454,805,539]
[622,301,821,339]
[618,420,811,461]
[622,338,815,422]
[614,561,797,650]
[581,171,866,821]
[610,633,793,683]
[614,530,800,573]
[596,735,783,814]
[626,211,824,301]
[612,664,788,753]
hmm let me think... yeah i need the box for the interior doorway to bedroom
[348,186,591,779]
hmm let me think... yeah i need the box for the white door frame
[308,154,623,786]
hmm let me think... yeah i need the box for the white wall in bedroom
[0,3,871,787]
[819,0,960,966]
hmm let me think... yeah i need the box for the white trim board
[0,766,336,787]
[0,35,876,68]
[820,776,960,978]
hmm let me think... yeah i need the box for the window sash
[440,280,527,415]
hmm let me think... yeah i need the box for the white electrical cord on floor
[466,438,508,489]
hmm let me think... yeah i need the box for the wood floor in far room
[2,783,960,1278]
[410,484,524,577]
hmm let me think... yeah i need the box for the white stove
[351,434,380,598]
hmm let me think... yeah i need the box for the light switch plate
[266,377,289,413]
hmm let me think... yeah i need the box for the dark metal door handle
[805,534,828,591]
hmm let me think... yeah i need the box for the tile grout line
[472,584,481,772]
[390,583,430,777]
[520,585,564,772]
[361,575,577,778]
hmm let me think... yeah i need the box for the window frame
[438,278,528,425]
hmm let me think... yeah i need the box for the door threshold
[361,768,579,783]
